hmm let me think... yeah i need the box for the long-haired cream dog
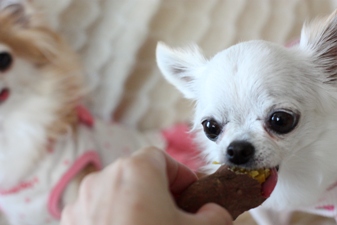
[0,3,170,225]
[157,9,337,225]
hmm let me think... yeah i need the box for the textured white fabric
[30,0,337,131]
[33,0,161,121]
[303,183,337,219]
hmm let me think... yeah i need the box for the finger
[163,150,198,194]
[76,171,100,205]
[132,147,197,193]
[193,203,233,225]
[94,150,169,201]
[60,204,76,225]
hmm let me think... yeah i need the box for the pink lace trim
[48,151,102,219]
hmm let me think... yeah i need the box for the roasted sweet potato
[176,165,270,220]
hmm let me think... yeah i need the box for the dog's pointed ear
[0,3,29,26]
[156,42,207,99]
[300,10,337,83]
[0,2,43,28]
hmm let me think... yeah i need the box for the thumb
[194,203,233,225]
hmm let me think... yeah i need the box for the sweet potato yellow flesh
[228,167,271,184]
[212,162,271,184]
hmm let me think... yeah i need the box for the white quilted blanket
[30,0,337,132]
[5,0,337,224]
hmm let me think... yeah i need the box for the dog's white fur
[157,10,337,224]
[0,4,170,224]
[0,4,83,191]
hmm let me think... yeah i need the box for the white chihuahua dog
[157,9,337,225]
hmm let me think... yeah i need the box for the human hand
[61,147,233,225]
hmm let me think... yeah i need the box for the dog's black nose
[226,141,255,165]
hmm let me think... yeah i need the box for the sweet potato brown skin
[176,165,266,220]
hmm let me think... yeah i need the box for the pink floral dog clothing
[0,106,199,225]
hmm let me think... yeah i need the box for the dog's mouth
[261,167,278,198]
[0,88,10,102]
[214,162,278,198]
[230,166,278,198]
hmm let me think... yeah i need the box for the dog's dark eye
[0,52,12,72]
[202,119,222,141]
[267,111,299,134]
